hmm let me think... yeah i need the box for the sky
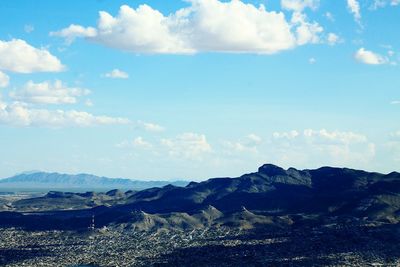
[0,0,399,180]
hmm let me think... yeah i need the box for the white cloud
[117,136,153,149]
[85,99,94,107]
[386,131,400,163]
[308,57,316,64]
[117,133,211,160]
[291,12,323,45]
[132,137,152,148]
[0,39,64,73]
[0,71,9,88]
[137,121,165,132]
[161,132,211,160]
[223,134,263,154]
[52,1,324,54]
[390,0,399,5]
[0,101,130,128]
[391,100,400,105]
[104,69,129,79]
[24,24,34,33]
[301,129,368,144]
[247,134,263,146]
[354,48,388,65]
[273,130,300,139]
[281,0,319,12]
[325,12,334,22]
[391,131,400,138]
[371,0,400,9]
[50,24,97,44]
[9,80,90,105]
[327,33,340,45]
[347,0,361,25]
[271,129,375,167]
[274,129,368,145]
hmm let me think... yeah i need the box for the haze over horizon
[0,0,399,180]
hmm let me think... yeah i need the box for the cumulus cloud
[132,137,152,148]
[0,71,9,88]
[281,0,319,12]
[273,130,300,139]
[223,134,263,154]
[161,132,212,160]
[347,0,361,25]
[104,69,129,79]
[290,12,323,45]
[117,136,153,149]
[354,48,388,65]
[301,129,368,144]
[271,129,375,167]
[113,129,382,173]
[9,80,90,105]
[137,121,165,132]
[247,134,263,146]
[50,24,97,44]
[0,39,64,73]
[327,33,340,45]
[0,101,130,128]
[51,1,324,54]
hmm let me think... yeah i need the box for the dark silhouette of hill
[0,164,399,230]
[115,164,400,220]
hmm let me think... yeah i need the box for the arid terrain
[0,164,399,266]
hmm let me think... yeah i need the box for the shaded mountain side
[115,164,400,220]
[4,190,136,212]
[0,172,188,191]
[0,205,293,231]
[0,164,399,230]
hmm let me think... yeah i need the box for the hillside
[0,164,399,231]
[114,164,400,221]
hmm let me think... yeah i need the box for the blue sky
[0,0,399,180]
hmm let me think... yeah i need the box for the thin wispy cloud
[347,0,362,25]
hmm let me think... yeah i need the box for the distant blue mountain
[0,172,188,191]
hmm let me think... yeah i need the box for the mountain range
[0,164,399,230]
[0,171,188,191]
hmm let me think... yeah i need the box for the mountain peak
[258,164,287,176]
[15,170,44,176]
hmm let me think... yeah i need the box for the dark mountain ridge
[0,164,399,230]
[115,164,400,217]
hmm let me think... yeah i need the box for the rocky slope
[0,164,399,230]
